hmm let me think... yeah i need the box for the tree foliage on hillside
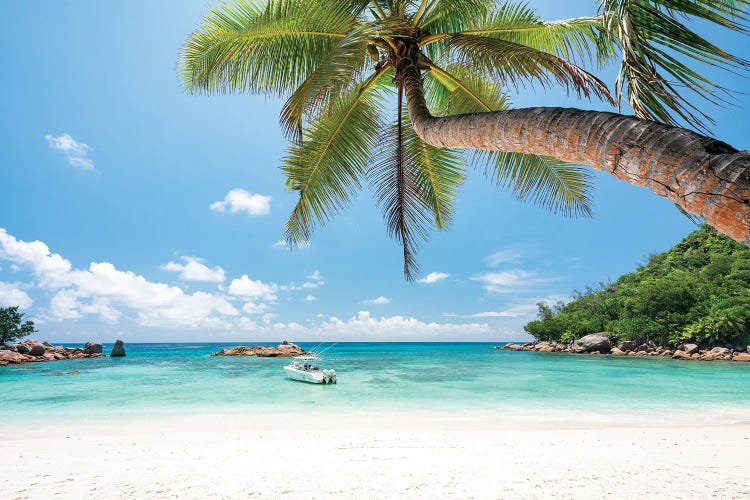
[525,226,750,347]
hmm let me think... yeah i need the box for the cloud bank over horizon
[0,228,516,343]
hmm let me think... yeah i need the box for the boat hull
[284,366,323,384]
[284,366,329,384]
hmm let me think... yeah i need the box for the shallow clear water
[2,342,749,421]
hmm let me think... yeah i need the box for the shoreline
[3,410,749,498]
[5,406,750,430]
[502,338,750,362]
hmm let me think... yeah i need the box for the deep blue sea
[2,342,750,421]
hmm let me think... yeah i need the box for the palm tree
[181,0,749,280]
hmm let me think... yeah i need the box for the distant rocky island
[0,340,126,366]
[500,333,750,362]
[211,340,307,358]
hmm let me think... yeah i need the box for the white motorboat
[284,355,337,384]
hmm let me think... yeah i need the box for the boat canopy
[293,355,319,361]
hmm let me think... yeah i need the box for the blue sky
[0,1,748,342]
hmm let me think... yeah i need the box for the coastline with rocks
[500,333,750,362]
[0,340,126,366]
[211,340,307,358]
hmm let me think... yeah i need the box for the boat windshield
[289,359,319,370]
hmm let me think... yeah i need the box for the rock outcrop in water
[211,341,307,358]
[0,340,105,366]
[499,335,750,362]
[84,342,103,355]
[110,339,126,357]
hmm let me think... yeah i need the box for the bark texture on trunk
[401,64,750,246]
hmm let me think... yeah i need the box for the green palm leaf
[369,105,465,280]
[424,62,509,114]
[476,151,594,218]
[279,25,372,142]
[180,0,360,96]
[283,68,390,246]
[446,34,615,103]
[600,0,750,130]
[417,0,495,34]
[451,3,606,64]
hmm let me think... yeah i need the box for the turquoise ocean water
[2,343,749,422]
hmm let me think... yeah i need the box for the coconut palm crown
[181,0,749,280]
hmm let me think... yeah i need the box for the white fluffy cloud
[0,229,238,327]
[45,133,94,170]
[280,270,325,291]
[451,305,535,318]
[242,301,269,315]
[316,311,490,340]
[363,296,391,305]
[303,270,324,288]
[472,270,534,294]
[0,228,512,341]
[228,275,278,301]
[307,270,322,281]
[163,257,225,283]
[485,248,522,267]
[473,269,560,294]
[210,189,271,216]
[305,295,317,302]
[445,295,567,320]
[418,272,449,284]
[0,282,33,309]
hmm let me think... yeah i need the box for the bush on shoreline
[525,226,750,347]
[0,306,36,345]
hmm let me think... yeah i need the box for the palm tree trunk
[400,64,750,246]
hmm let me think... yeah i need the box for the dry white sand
[3,411,749,499]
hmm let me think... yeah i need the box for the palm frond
[279,24,374,142]
[283,68,391,246]
[475,151,594,218]
[424,62,509,114]
[441,2,607,65]
[446,34,615,104]
[404,113,465,230]
[600,0,750,131]
[180,0,360,96]
[369,99,465,280]
[418,0,495,34]
[372,0,409,16]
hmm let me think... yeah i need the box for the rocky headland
[0,340,105,366]
[499,333,750,362]
[211,340,307,358]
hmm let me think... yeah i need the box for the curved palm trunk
[400,64,750,246]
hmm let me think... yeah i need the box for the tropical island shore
[502,333,750,362]
[2,411,748,499]
[0,340,125,366]
[0,340,104,366]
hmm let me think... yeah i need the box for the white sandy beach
[3,411,749,499]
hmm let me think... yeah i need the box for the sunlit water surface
[2,343,749,422]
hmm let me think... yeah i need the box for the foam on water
[2,342,749,422]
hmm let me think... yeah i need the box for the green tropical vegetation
[525,226,750,347]
[180,0,749,280]
[0,306,36,345]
